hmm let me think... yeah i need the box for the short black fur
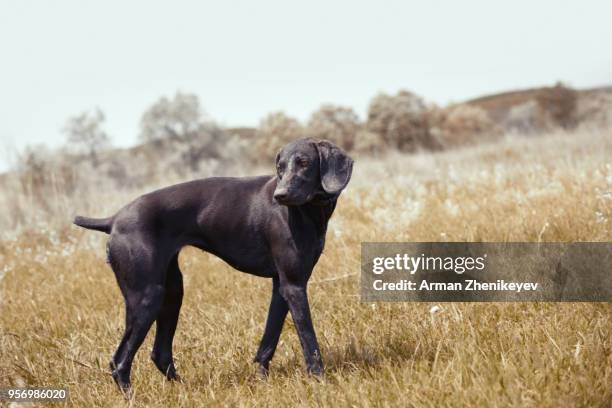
[74,138,354,395]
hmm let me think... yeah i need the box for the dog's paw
[255,363,269,379]
[307,363,325,377]
[111,370,133,399]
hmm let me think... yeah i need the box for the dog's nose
[274,190,288,202]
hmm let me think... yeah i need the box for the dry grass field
[1,128,611,407]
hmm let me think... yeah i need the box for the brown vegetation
[307,104,360,151]
[252,112,304,163]
[427,104,502,148]
[2,84,610,237]
[1,128,610,406]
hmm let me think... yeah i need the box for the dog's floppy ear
[315,140,354,196]
[275,149,282,174]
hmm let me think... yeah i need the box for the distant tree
[139,92,224,172]
[253,112,303,163]
[366,90,436,152]
[307,104,360,150]
[140,92,203,143]
[63,108,110,166]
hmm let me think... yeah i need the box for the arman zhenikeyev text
[372,279,539,292]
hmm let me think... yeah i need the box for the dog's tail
[73,215,113,234]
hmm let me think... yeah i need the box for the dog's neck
[291,199,337,237]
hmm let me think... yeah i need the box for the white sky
[1,0,611,169]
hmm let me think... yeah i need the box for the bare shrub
[7,146,80,231]
[17,146,54,212]
[366,90,437,152]
[428,104,501,148]
[502,100,544,133]
[63,108,110,166]
[307,105,361,150]
[103,155,130,188]
[253,112,303,163]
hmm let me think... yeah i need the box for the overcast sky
[1,0,610,169]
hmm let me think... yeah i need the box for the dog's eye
[297,158,309,167]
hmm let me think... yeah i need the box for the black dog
[74,138,353,394]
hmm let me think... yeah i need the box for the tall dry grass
[0,128,611,407]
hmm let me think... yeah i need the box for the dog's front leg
[254,276,289,375]
[279,282,324,375]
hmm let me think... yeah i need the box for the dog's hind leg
[151,253,183,381]
[110,309,131,373]
[107,236,167,396]
[108,239,130,374]
[114,284,165,395]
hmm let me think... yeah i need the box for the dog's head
[273,138,354,206]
